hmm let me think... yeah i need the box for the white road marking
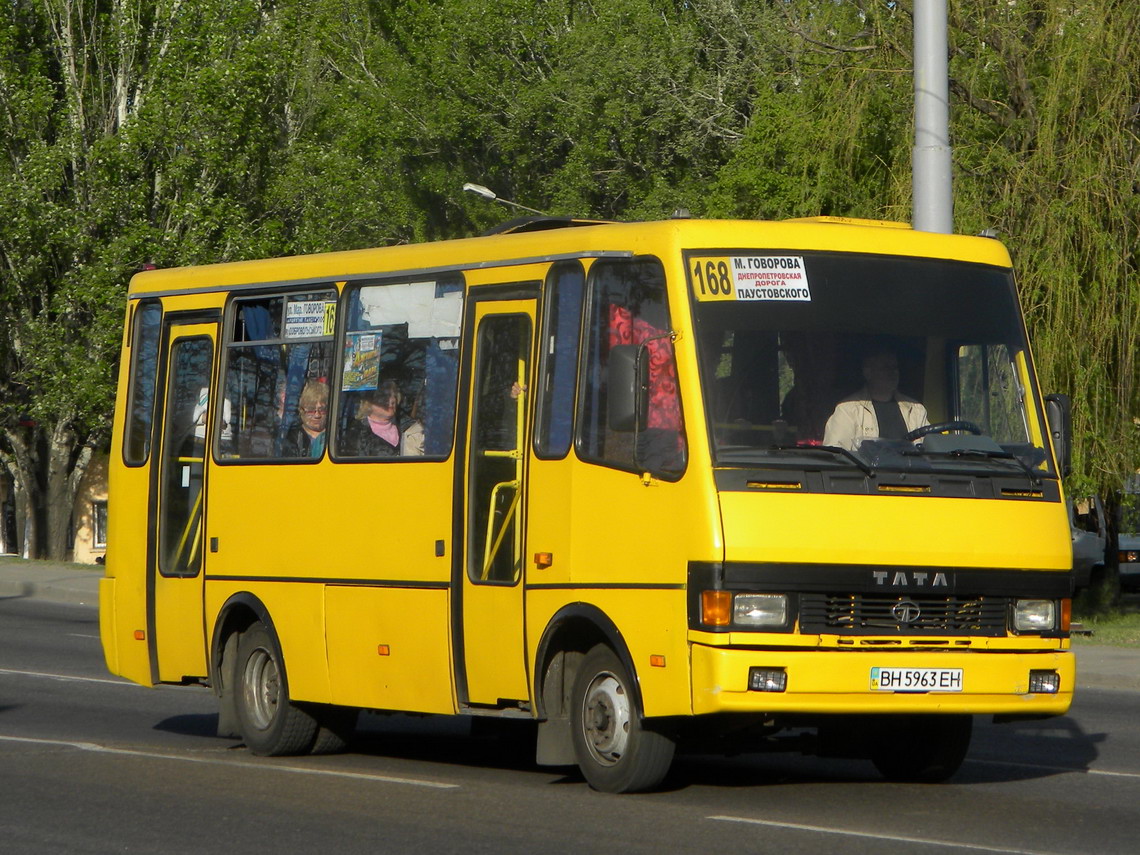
[0,666,141,687]
[970,757,1140,781]
[709,815,1055,854]
[0,734,458,789]
[66,633,101,640]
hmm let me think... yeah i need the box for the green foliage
[0,0,1137,556]
[947,0,1140,497]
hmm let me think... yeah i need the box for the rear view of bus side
[100,217,1074,793]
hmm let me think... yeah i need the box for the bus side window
[123,300,163,465]
[221,292,335,460]
[535,260,584,459]
[334,276,464,460]
[578,258,686,475]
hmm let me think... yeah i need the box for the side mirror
[607,344,648,432]
[1044,393,1071,477]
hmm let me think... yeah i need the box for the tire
[570,644,675,793]
[308,705,359,755]
[235,621,318,756]
[869,714,973,783]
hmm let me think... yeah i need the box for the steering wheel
[905,420,984,441]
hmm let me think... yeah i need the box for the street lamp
[462,182,546,216]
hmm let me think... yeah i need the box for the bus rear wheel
[235,621,318,756]
[570,644,675,793]
[869,714,972,783]
[309,705,358,755]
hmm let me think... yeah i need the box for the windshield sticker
[690,256,811,302]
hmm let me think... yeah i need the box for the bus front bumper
[690,643,1074,716]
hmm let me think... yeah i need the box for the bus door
[461,299,536,706]
[149,320,217,683]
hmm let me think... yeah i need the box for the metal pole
[913,0,953,234]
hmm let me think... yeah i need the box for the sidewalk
[2,557,1138,693]
[0,556,101,607]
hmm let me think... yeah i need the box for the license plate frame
[870,667,963,693]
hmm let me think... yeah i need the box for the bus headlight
[1013,599,1056,632]
[733,594,788,628]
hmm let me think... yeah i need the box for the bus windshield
[690,251,1050,477]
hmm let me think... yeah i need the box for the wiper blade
[770,444,874,477]
[945,447,1042,486]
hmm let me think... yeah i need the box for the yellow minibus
[100,215,1074,792]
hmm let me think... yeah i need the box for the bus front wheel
[235,621,318,756]
[869,714,972,783]
[570,644,675,793]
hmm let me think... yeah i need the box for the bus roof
[127,217,1014,298]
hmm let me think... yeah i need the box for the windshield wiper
[943,447,1042,486]
[770,444,874,477]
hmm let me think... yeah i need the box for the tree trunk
[2,421,92,561]
[45,420,92,562]
[2,429,41,559]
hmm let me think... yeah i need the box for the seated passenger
[281,379,329,458]
[823,348,928,451]
[339,379,425,457]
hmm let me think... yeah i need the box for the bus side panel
[325,586,454,714]
[206,579,330,701]
[527,588,692,718]
[98,577,119,675]
[556,463,719,718]
[204,461,455,704]
[205,462,454,587]
[103,466,154,686]
[102,361,155,687]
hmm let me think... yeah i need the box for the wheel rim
[242,646,280,731]
[581,670,631,766]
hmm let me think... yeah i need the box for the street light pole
[912,0,953,234]
[462,182,546,216]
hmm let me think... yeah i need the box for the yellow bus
[100,215,1075,792]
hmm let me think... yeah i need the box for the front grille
[799,593,1008,636]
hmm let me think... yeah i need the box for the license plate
[871,667,963,692]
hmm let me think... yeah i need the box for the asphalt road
[2,596,1140,855]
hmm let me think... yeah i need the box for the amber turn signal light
[701,590,732,627]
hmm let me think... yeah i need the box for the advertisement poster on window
[342,333,381,390]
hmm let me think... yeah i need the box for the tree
[2,0,1136,561]
[0,0,317,558]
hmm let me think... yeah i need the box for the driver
[823,347,928,451]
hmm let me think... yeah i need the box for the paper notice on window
[690,256,811,302]
[286,300,336,337]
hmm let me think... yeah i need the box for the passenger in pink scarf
[339,380,425,457]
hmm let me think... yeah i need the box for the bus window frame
[684,247,1058,479]
[533,259,586,462]
[329,272,466,464]
[215,286,339,466]
[122,299,165,468]
[574,255,687,481]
